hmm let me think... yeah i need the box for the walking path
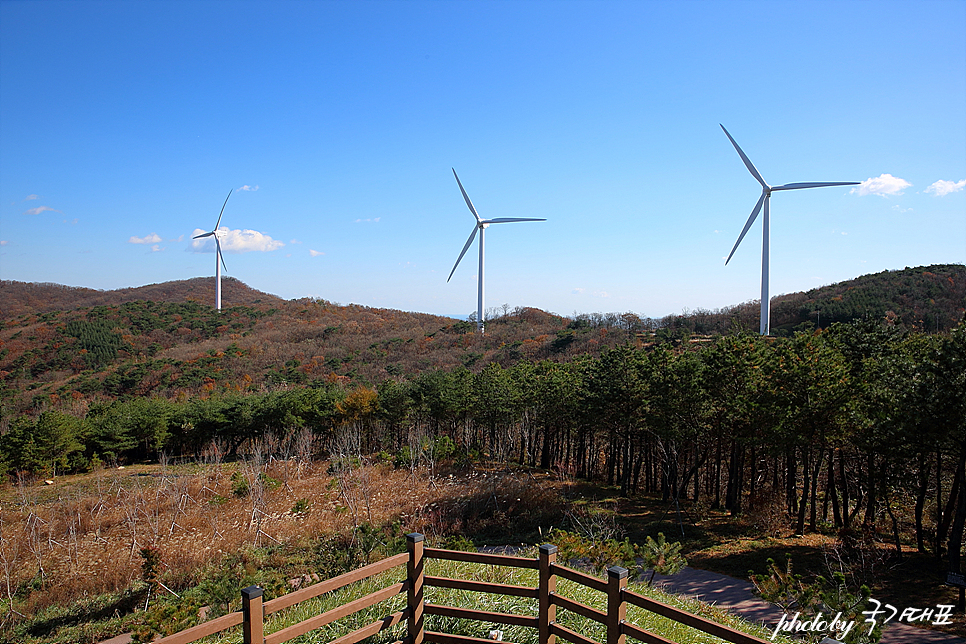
[648,566,966,644]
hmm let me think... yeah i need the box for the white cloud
[150,244,165,252]
[238,184,260,191]
[290,239,302,244]
[24,205,61,215]
[572,287,585,294]
[129,232,162,244]
[0,240,8,246]
[23,194,38,201]
[892,205,913,214]
[191,228,283,253]
[354,217,381,223]
[310,249,325,257]
[925,179,966,197]
[850,174,911,196]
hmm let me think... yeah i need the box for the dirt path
[648,566,966,644]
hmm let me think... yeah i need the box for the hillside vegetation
[1,265,962,425]
[0,281,641,424]
[0,276,283,319]
[663,263,965,335]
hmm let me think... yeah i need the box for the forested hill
[3,263,962,333]
[663,264,966,335]
[0,276,283,318]
[772,264,965,332]
[1,264,963,421]
[0,285,595,421]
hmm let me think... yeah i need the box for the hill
[1,264,962,422]
[0,287,607,422]
[662,263,966,335]
[0,276,284,318]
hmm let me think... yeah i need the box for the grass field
[0,457,962,642]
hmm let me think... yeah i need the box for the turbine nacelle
[192,228,226,240]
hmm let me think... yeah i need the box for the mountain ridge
[3,263,963,330]
[0,263,962,428]
[0,276,284,319]
[662,263,965,335]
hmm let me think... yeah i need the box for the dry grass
[0,454,571,638]
[0,460,410,624]
[8,466,963,641]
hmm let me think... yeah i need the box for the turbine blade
[215,190,232,229]
[720,124,768,189]
[447,226,479,282]
[484,218,547,223]
[726,191,766,265]
[193,232,215,239]
[452,168,481,223]
[771,181,860,191]
[216,237,228,272]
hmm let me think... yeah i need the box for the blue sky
[2,0,964,320]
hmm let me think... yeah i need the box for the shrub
[548,528,639,573]
[231,471,249,497]
[744,489,789,537]
[749,554,816,614]
[641,532,687,585]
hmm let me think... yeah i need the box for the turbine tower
[447,169,545,334]
[720,125,858,336]
[193,190,232,311]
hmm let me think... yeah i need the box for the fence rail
[153,533,768,644]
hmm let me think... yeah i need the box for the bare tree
[330,425,374,525]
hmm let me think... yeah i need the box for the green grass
[192,553,790,644]
[0,585,144,644]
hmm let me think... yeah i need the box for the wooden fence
[154,533,767,644]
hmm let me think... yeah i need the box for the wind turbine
[720,125,858,336]
[193,190,232,311]
[447,169,545,334]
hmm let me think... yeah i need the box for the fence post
[241,585,264,644]
[407,533,425,644]
[606,567,627,644]
[538,544,557,644]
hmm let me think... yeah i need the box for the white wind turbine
[720,125,858,336]
[193,190,232,311]
[447,169,545,334]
